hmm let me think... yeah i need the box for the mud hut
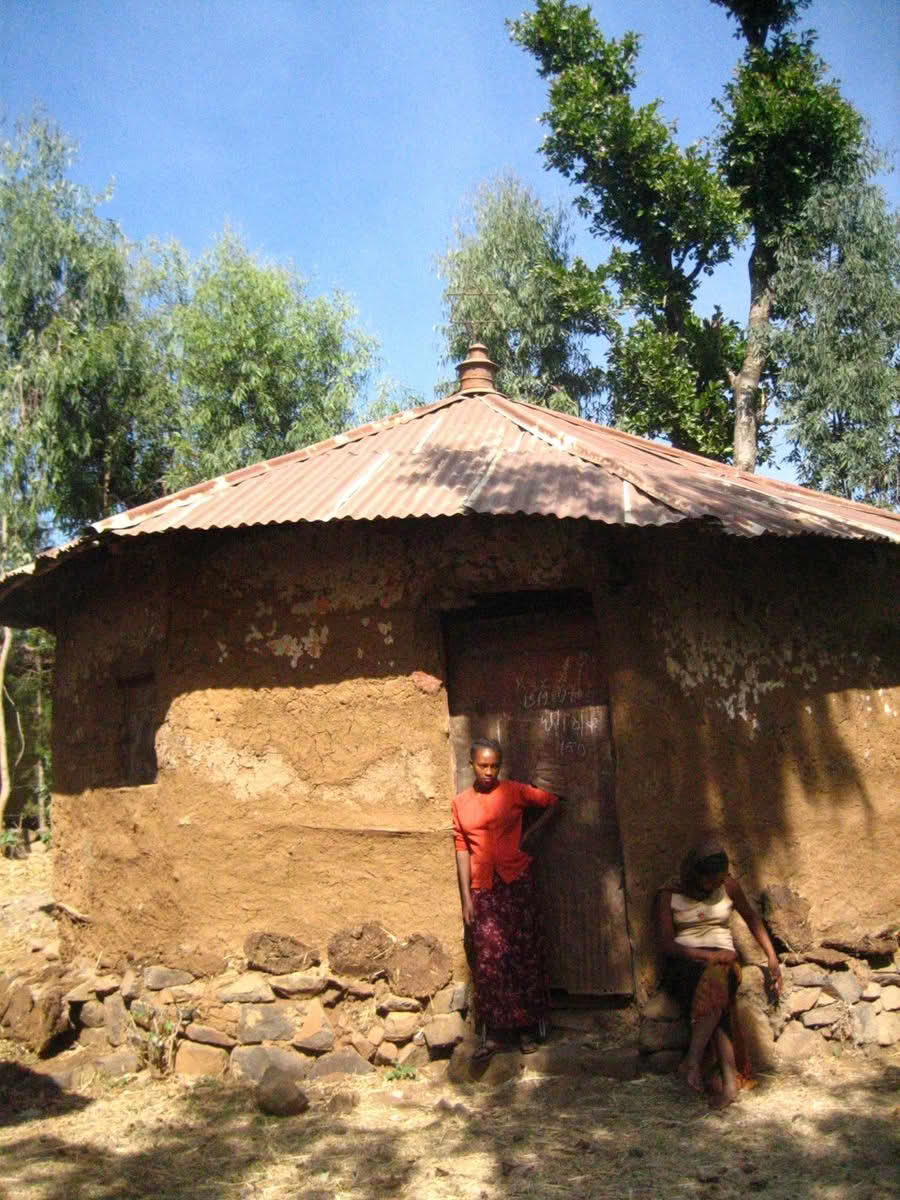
[1,346,898,1065]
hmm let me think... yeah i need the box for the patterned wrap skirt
[467,872,550,1031]
[663,956,753,1083]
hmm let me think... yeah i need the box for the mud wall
[50,517,596,968]
[50,518,899,998]
[608,528,900,1001]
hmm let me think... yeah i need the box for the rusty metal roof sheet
[1,387,898,621]
[86,389,899,542]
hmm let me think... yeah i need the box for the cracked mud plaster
[647,543,894,733]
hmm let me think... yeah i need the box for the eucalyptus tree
[149,231,378,491]
[770,172,900,505]
[437,175,605,418]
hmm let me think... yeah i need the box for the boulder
[875,1011,900,1046]
[788,964,829,988]
[423,1012,467,1054]
[881,985,900,1012]
[383,1012,421,1044]
[244,932,320,976]
[821,926,898,961]
[256,1066,309,1116]
[377,993,422,1015]
[292,998,335,1054]
[271,973,327,998]
[374,1040,399,1065]
[759,886,813,952]
[350,1033,376,1061]
[327,923,393,980]
[825,973,862,1006]
[184,1022,236,1049]
[397,1042,431,1068]
[1,980,68,1054]
[431,984,466,1015]
[775,1021,822,1061]
[79,999,106,1028]
[801,1003,840,1028]
[144,966,194,990]
[104,992,128,1047]
[174,1041,229,1077]
[217,973,275,1004]
[231,1045,311,1085]
[96,1047,141,1077]
[92,975,122,998]
[788,988,821,1015]
[121,968,142,1002]
[387,934,452,999]
[803,948,850,969]
[308,1048,375,1078]
[238,1004,296,1044]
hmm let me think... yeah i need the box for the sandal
[519,1033,539,1054]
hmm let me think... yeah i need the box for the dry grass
[0,1051,897,1200]
[2,853,898,1199]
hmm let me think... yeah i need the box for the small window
[118,673,158,784]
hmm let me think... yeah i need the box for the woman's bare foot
[708,1085,739,1109]
[677,1060,705,1095]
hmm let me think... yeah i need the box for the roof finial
[456,343,498,393]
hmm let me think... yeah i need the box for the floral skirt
[467,873,549,1032]
[663,956,753,1083]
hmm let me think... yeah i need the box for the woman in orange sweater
[452,737,561,1058]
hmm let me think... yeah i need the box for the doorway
[444,591,633,997]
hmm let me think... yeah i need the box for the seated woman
[656,837,782,1107]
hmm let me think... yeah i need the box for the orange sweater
[452,780,557,890]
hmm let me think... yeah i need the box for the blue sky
[3,0,898,464]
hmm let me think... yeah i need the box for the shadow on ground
[0,1058,897,1199]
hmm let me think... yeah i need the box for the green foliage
[437,175,604,417]
[609,311,749,459]
[1,113,174,532]
[509,2,744,454]
[770,173,900,505]
[716,33,864,251]
[148,231,377,491]
[510,1,873,474]
[710,1,812,47]
[385,1063,418,1081]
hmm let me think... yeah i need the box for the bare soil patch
[2,854,897,1199]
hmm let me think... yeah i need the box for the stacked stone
[0,923,471,1084]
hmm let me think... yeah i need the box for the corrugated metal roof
[87,388,899,542]
[1,386,898,622]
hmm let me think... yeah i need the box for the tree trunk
[0,625,12,823]
[731,247,774,473]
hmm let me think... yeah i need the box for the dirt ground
[2,854,898,1200]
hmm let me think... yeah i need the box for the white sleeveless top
[670,886,735,951]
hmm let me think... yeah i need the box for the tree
[769,171,900,504]
[147,231,378,491]
[510,1,866,468]
[714,3,864,468]
[1,113,174,533]
[509,1,747,456]
[437,175,604,417]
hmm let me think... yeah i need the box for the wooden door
[445,594,633,996]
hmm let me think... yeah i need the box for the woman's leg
[709,1026,739,1107]
[678,1007,725,1092]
